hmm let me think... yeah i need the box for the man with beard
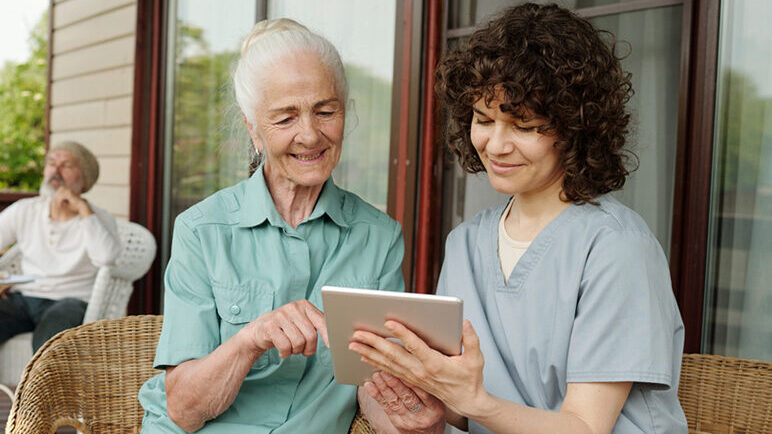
[0,141,121,351]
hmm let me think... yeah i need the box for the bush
[0,12,47,192]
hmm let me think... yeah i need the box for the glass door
[703,0,772,361]
[266,0,398,212]
[160,0,400,279]
[441,1,684,257]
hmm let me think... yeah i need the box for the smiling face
[41,149,85,196]
[245,51,344,190]
[470,95,564,198]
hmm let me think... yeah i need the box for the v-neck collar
[488,199,582,294]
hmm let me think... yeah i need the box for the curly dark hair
[436,3,636,203]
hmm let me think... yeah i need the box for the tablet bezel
[321,285,463,385]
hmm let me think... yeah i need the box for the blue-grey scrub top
[438,195,688,434]
[139,167,405,433]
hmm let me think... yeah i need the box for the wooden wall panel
[51,66,133,105]
[54,5,136,54]
[49,0,137,220]
[49,127,132,157]
[54,0,134,28]
[50,96,132,131]
[95,156,131,186]
[52,36,135,80]
[83,185,130,219]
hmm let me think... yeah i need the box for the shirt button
[230,305,241,315]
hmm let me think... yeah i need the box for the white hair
[234,18,348,125]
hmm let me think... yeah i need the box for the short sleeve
[566,230,681,389]
[378,221,406,293]
[154,216,220,368]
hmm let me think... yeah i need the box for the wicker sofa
[5,315,771,433]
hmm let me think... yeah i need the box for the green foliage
[0,12,47,192]
[718,70,772,192]
[335,64,392,211]
[169,23,247,217]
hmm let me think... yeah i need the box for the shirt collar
[238,165,349,229]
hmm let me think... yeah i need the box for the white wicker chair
[0,220,157,392]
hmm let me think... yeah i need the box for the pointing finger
[305,303,329,347]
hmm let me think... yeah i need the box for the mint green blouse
[139,167,404,433]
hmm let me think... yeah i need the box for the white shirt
[498,198,531,283]
[0,196,121,302]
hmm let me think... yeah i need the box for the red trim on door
[413,0,443,294]
[128,0,165,314]
[394,0,414,224]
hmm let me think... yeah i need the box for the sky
[0,0,49,65]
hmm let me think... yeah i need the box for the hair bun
[241,18,309,56]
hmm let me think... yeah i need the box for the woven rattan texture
[6,315,376,434]
[679,353,772,433]
[6,315,163,433]
[350,410,377,434]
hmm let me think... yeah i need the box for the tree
[0,11,47,192]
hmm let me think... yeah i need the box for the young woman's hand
[350,319,491,419]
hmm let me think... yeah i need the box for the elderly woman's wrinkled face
[247,52,344,189]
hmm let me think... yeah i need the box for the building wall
[48,0,137,220]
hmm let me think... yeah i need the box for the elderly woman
[138,19,415,433]
[351,4,688,434]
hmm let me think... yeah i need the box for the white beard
[39,181,56,198]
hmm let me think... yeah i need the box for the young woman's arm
[461,382,631,434]
[350,320,631,434]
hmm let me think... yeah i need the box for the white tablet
[321,285,463,385]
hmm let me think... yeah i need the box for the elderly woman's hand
[350,320,489,419]
[243,299,329,359]
[365,371,446,434]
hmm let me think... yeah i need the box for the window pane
[267,0,397,211]
[448,0,647,30]
[590,6,682,256]
[704,0,772,361]
[441,6,683,257]
[161,0,256,265]
[161,0,398,270]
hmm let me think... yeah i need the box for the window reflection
[162,0,398,270]
[161,0,256,266]
[267,0,397,211]
[704,0,772,361]
[590,6,682,256]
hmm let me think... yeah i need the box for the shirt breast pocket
[212,281,275,369]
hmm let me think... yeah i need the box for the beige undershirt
[498,199,532,283]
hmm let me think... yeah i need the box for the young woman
[351,4,688,433]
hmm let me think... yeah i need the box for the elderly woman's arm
[165,327,263,432]
[165,299,328,432]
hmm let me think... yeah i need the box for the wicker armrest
[350,409,376,434]
[678,353,772,433]
[6,315,163,434]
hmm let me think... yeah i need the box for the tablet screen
[321,286,463,385]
